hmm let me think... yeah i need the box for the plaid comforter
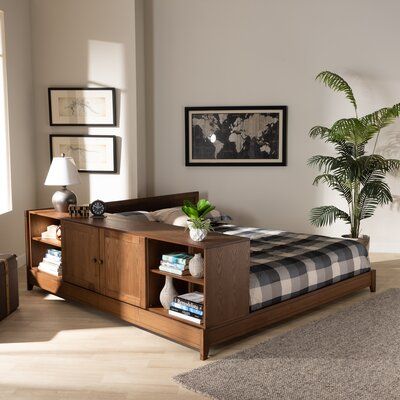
[213,225,371,312]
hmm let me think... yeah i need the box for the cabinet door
[100,230,145,307]
[62,221,100,292]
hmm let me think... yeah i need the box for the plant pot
[342,234,370,253]
[189,253,204,278]
[159,276,178,310]
[189,228,208,242]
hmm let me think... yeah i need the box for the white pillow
[150,207,188,227]
[151,207,232,227]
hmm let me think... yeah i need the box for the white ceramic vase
[159,276,178,310]
[189,228,207,242]
[189,253,204,278]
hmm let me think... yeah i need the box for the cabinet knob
[92,258,97,263]
[98,259,103,265]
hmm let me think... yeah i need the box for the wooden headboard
[105,191,199,214]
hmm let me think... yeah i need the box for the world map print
[191,112,281,160]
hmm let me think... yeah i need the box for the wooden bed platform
[25,192,376,360]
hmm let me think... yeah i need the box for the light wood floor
[0,254,399,400]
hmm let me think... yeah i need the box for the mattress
[213,224,371,312]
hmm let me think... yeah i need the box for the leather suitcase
[0,253,19,321]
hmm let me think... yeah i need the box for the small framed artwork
[50,134,117,173]
[48,87,116,126]
[185,106,287,166]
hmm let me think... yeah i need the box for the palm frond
[360,105,400,131]
[307,155,339,172]
[329,118,368,144]
[334,142,356,158]
[358,170,393,220]
[309,125,331,139]
[359,179,393,220]
[310,205,350,227]
[386,158,400,172]
[313,174,352,203]
[359,155,400,182]
[359,198,379,220]
[316,71,357,112]
[360,179,392,205]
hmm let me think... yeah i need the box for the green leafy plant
[309,71,400,238]
[182,199,215,231]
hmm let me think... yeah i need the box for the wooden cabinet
[62,221,146,307]
[62,222,100,292]
[100,230,145,307]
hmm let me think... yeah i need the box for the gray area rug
[174,289,400,399]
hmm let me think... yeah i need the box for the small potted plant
[182,199,215,242]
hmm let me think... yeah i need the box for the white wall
[1,0,399,256]
[145,0,400,252]
[31,0,146,206]
[0,0,35,261]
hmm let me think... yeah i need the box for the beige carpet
[174,289,400,400]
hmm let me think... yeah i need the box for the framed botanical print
[48,87,116,126]
[50,134,117,173]
[185,106,287,166]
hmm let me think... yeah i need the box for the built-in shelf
[150,268,204,286]
[31,266,62,282]
[149,306,204,328]
[32,236,62,248]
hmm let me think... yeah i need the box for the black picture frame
[49,134,117,174]
[48,87,117,127]
[185,106,287,166]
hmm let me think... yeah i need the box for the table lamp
[44,153,80,212]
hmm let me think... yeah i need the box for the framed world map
[185,106,287,166]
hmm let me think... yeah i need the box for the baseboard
[17,253,26,268]
[370,244,400,253]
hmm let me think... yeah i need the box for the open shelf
[32,236,62,248]
[150,268,204,286]
[149,307,204,328]
[31,266,62,282]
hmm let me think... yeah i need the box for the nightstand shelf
[148,306,205,328]
[25,209,67,292]
[31,266,62,281]
[32,236,62,248]
[150,268,204,286]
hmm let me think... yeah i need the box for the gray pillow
[115,210,156,222]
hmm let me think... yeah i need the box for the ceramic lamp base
[52,186,77,212]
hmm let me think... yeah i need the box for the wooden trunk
[0,253,19,320]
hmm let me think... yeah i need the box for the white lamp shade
[44,156,80,186]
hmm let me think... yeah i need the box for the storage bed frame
[25,191,376,360]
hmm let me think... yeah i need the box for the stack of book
[41,225,60,240]
[38,249,62,277]
[158,252,193,276]
[169,292,204,324]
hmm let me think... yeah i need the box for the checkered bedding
[213,224,371,312]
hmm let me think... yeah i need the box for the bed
[213,224,370,312]
[26,191,374,360]
[113,195,372,315]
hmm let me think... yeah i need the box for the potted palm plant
[182,199,215,241]
[309,71,400,250]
